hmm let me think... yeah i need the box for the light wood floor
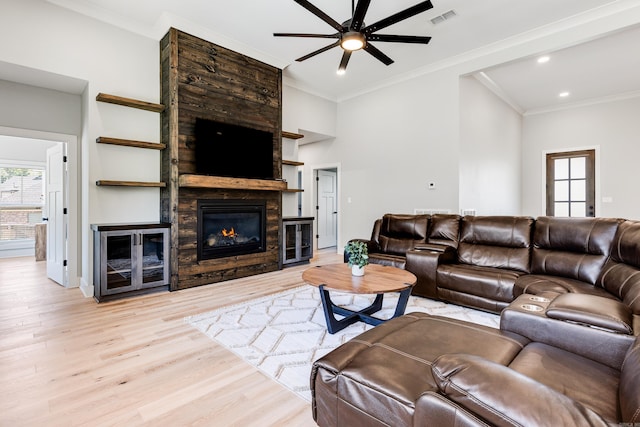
[0,249,343,426]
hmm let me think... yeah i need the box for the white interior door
[316,169,337,249]
[46,144,66,286]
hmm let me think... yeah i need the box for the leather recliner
[311,312,640,426]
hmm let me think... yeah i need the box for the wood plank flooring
[0,249,343,426]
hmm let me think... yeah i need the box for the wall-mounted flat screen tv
[194,118,274,180]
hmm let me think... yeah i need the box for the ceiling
[31,0,640,110]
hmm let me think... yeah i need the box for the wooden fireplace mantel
[178,174,288,191]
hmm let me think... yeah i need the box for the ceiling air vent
[430,10,457,25]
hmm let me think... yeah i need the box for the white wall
[459,76,522,215]
[522,96,640,219]
[282,85,337,137]
[297,3,640,248]
[0,0,161,294]
[282,85,338,218]
[300,69,461,243]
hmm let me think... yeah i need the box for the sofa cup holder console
[520,303,544,312]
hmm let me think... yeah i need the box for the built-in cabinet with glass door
[282,217,314,266]
[92,223,170,302]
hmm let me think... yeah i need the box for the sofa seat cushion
[437,263,525,303]
[514,274,617,300]
[509,342,620,423]
[311,313,529,426]
[368,253,406,269]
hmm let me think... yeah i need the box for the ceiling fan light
[341,32,366,51]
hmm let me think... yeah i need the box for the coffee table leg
[392,286,412,319]
[318,285,411,334]
[319,285,364,334]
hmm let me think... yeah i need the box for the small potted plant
[345,240,369,276]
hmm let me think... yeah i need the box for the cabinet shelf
[282,159,304,166]
[283,188,304,193]
[96,92,165,112]
[96,180,166,188]
[282,131,304,140]
[97,137,166,150]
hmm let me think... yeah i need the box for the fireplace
[197,200,266,260]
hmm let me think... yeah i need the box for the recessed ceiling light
[559,91,570,98]
[537,56,550,64]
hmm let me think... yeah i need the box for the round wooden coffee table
[302,263,417,334]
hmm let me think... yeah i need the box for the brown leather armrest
[413,243,450,252]
[406,247,456,299]
[430,353,609,427]
[546,294,633,334]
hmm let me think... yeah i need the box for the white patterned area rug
[185,285,499,402]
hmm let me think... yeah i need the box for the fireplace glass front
[197,200,266,260]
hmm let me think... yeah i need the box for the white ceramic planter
[351,265,365,276]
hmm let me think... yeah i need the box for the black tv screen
[194,118,274,180]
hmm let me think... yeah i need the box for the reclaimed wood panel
[161,28,282,290]
[178,175,287,191]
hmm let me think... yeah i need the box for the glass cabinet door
[284,223,298,262]
[141,231,166,286]
[104,233,134,292]
[300,222,312,259]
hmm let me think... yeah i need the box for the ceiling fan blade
[274,33,340,39]
[338,51,352,72]
[367,34,432,44]
[295,40,341,62]
[363,43,394,66]
[364,0,433,34]
[293,0,345,33]
[350,0,371,31]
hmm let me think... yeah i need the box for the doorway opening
[314,167,339,251]
[545,149,596,217]
[0,127,77,288]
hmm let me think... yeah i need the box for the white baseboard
[79,277,93,298]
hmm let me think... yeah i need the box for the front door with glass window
[546,149,595,217]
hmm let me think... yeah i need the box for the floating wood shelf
[283,188,304,193]
[179,174,287,191]
[282,159,304,167]
[96,137,166,150]
[96,93,165,113]
[96,180,166,188]
[282,131,304,140]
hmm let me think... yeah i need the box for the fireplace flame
[221,227,236,238]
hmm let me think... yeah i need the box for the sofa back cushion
[619,335,640,423]
[531,216,620,285]
[377,214,429,256]
[428,214,461,248]
[598,220,640,313]
[457,216,534,273]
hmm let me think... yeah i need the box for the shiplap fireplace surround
[160,28,287,291]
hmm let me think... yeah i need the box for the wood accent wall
[160,28,283,290]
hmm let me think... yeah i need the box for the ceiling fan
[274,0,433,74]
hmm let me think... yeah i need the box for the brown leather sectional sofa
[345,213,639,315]
[313,214,640,426]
